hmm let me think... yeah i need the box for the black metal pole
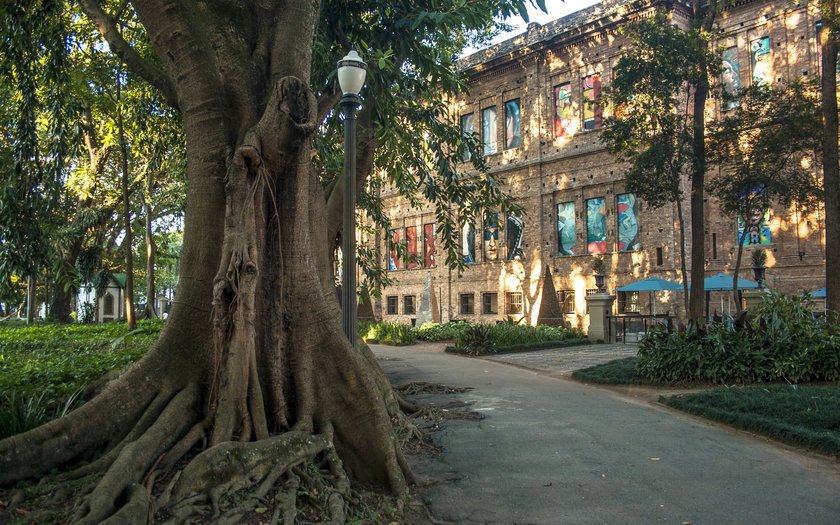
[341,93,361,347]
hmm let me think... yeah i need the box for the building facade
[371,0,827,328]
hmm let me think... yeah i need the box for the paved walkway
[372,342,840,524]
[483,343,639,374]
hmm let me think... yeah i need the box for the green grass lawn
[573,356,840,457]
[663,385,840,457]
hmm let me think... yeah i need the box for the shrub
[0,319,162,439]
[413,322,469,341]
[358,321,416,345]
[636,292,840,384]
[456,325,492,356]
[449,322,586,354]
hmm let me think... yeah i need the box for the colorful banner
[582,74,602,130]
[586,197,607,254]
[484,214,499,261]
[424,223,436,267]
[617,193,640,251]
[507,215,524,261]
[405,226,419,269]
[554,83,574,138]
[505,99,522,149]
[556,202,576,256]
[388,229,400,270]
[750,37,771,85]
[461,222,475,263]
[738,210,772,245]
[482,106,497,155]
[722,46,740,109]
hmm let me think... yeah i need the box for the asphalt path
[372,344,840,525]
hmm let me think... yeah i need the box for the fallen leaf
[255,507,268,514]
[601,474,606,478]
[544,482,553,487]
[649,457,661,461]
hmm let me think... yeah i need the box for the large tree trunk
[143,171,158,318]
[821,0,840,314]
[0,1,408,522]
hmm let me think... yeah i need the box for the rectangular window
[461,113,475,161]
[557,202,576,255]
[617,194,640,252]
[405,226,419,269]
[582,74,602,130]
[482,292,498,314]
[484,213,500,261]
[506,291,523,315]
[404,295,415,315]
[586,197,607,254]
[506,214,524,261]
[386,296,398,315]
[722,46,740,109]
[482,106,497,155]
[617,291,640,313]
[738,209,772,245]
[388,229,401,270]
[461,222,476,263]
[712,233,718,259]
[424,223,436,267]
[559,290,575,315]
[460,293,475,315]
[750,37,771,85]
[554,83,574,137]
[656,247,664,266]
[504,99,522,149]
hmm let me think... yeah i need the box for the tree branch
[77,0,179,110]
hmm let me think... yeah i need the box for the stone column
[585,292,615,343]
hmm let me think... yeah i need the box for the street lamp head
[337,49,367,96]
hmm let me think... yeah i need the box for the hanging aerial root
[166,431,330,517]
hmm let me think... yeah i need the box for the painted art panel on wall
[738,210,772,245]
[484,214,499,261]
[554,83,573,138]
[388,229,401,270]
[507,214,524,261]
[556,202,576,256]
[750,37,771,85]
[405,226,419,269]
[424,223,436,267]
[722,46,740,109]
[617,193,640,251]
[461,222,475,263]
[586,197,607,254]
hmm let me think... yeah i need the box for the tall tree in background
[820,0,840,313]
[601,5,718,320]
[707,81,823,311]
[0,0,543,522]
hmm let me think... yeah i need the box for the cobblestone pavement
[482,343,639,374]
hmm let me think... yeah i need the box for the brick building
[369,0,827,329]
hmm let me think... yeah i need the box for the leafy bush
[636,292,840,384]
[448,322,586,354]
[358,321,416,345]
[456,325,492,356]
[0,319,163,439]
[413,322,469,341]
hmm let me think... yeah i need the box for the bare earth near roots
[0,382,477,524]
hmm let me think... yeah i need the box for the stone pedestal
[586,292,615,343]
[416,272,435,326]
[742,288,768,311]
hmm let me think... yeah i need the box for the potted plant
[591,255,606,292]
[751,248,767,288]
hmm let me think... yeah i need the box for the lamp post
[337,49,367,347]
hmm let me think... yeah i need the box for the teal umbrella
[617,277,683,316]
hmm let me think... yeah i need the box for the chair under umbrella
[616,276,683,316]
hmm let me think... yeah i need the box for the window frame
[386,295,398,315]
[460,293,475,315]
[482,292,498,315]
[505,291,523,315]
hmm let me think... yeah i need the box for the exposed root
[394,382,473,395]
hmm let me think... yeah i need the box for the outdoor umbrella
[811,287,826,298]
[616,276,683,316]
[689,273,759,316]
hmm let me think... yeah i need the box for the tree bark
[821,0,840,313]
[143,171,158,318]
[0,1,409,521]
[117,64,136,330]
